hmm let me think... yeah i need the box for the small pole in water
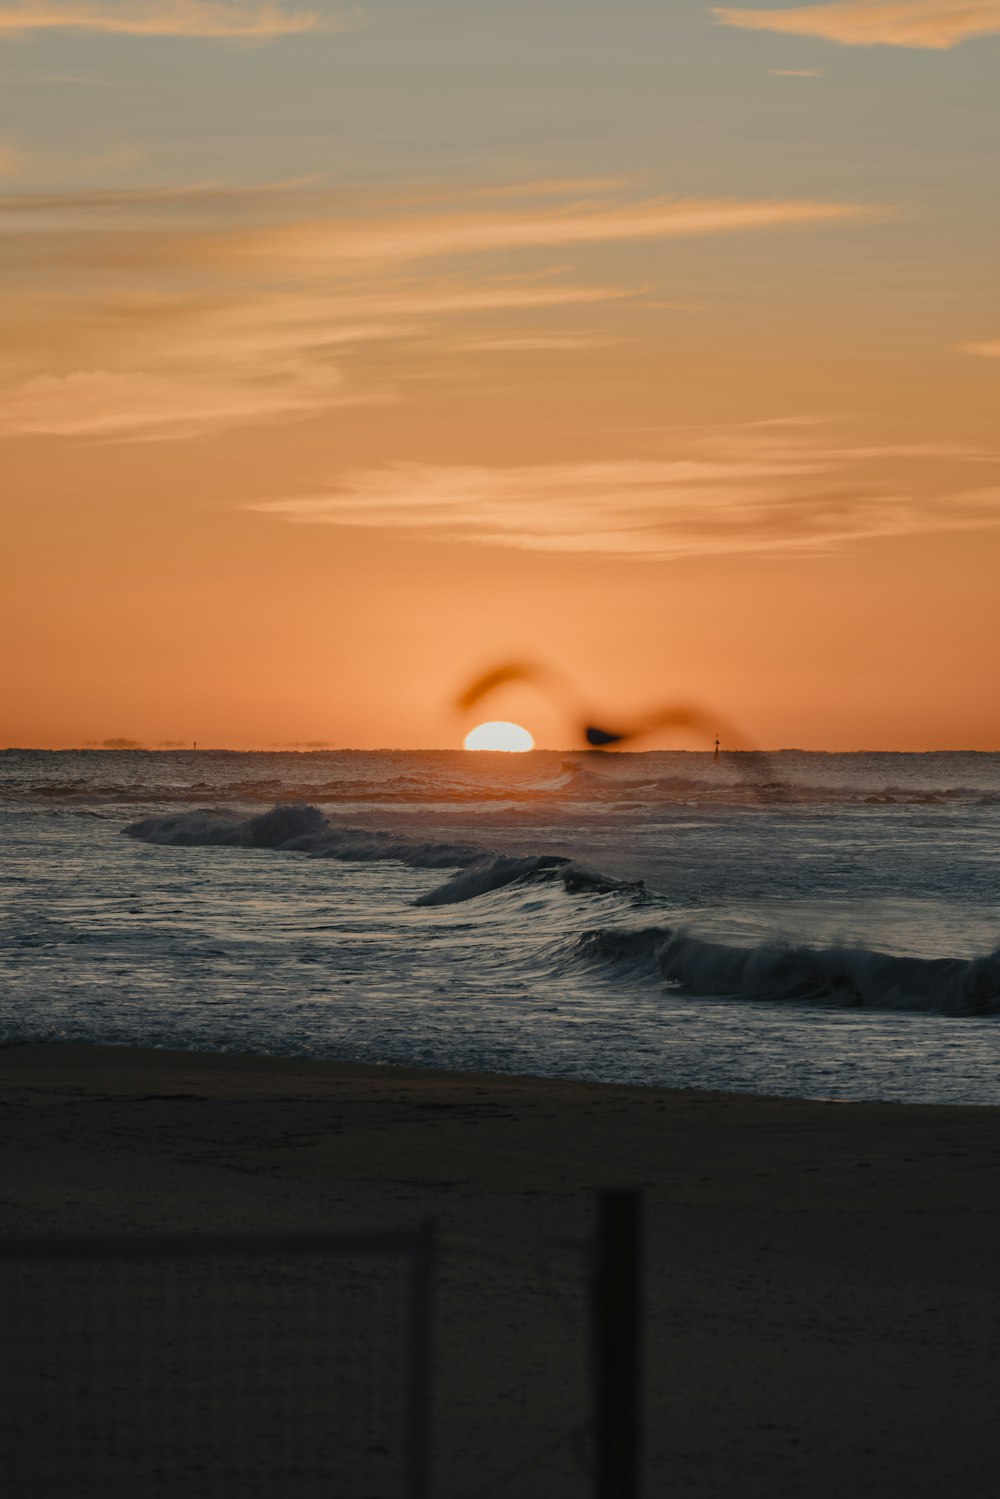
[713,733,720,763]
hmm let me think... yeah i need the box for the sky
[1,0,998,750]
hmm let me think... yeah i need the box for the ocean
[2,748,998,1104]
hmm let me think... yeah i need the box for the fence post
[406,1217,435,1499]
[593,1190,642,1499]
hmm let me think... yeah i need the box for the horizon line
[3,744,999,756]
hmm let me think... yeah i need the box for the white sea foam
[122,802,1000,1016]
[4,750,1000,1101]
[575,927,1000,1015]
[127,803,486,868]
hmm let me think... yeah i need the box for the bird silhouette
[457,660,738,751]
[454,659,782,791]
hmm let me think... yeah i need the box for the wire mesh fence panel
[0,1231,432,1499]
[433,1233,594,1499]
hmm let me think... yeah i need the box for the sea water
[1,748,998,1104]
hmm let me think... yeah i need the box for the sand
[3,1041,1000,1497]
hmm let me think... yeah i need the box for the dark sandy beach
[3,1042,1000,1497]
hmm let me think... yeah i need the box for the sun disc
[463,720,535,752]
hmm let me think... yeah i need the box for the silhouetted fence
[0,1226,434,1499]
[1,1194,643,1498]
[452,1189,643,1499]
[593,1191,642,1499]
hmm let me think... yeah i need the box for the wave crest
[575,926,1000,1015]
[125,804,1000,1014]
[125,803,649,908]
[125,803,484,869]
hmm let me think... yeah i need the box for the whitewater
[2,748,999,1104]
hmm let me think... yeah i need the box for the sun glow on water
[463,721,535,752]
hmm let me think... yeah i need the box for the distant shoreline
[4,746,1000,756]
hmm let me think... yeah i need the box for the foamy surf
[123,803,1000,1016]
[125,804,646,907]
[574,927,1000,1016]
[6,749,1000,1103]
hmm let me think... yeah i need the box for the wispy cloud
[0,362,368,440]
[713,1,1000,50]
[0,277,634,438]
[0,142,141,187]
[0,181,885,280]
[0,177,312,214]
[0,177,886,441]
[456,333,621,352]
[961,339,1000,357]
[215,194,884,269]
[769,66,824,75]
[0,1,359,39]
[250,438,1000,560]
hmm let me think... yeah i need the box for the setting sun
[463,721,535,752]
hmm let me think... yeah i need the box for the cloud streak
[218,194,884,269]
[713,1,1000,50]
[0,181,884,280]
[0,1,358,38]
[251,440,1000,560]
[0,363,366,440]
[0,177,886,440]
[0,277,634,437]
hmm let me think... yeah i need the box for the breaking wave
[126,804,484,870]
[124,803,645,908]
[124,803,1000,1015]
[574,927,1000,1016]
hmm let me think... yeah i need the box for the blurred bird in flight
[455,660,743,752]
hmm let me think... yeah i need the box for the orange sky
[1,1,999,749]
